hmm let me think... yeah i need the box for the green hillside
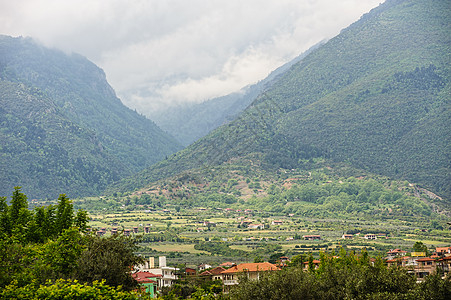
[0,36,181,198]
[111,0,450,200]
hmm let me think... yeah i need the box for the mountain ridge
[0,35,181,199]
[110,0,450,200]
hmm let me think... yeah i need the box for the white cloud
[0,0,382,114]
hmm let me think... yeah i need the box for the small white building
[364,234,377,240]
[137,256,179,289]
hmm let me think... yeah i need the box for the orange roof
[436,247,451,252]
[303,260,321,264]
[416,257,435,262]
[220,262,235,267]
[221,262,280,274]
[200,266,226,276]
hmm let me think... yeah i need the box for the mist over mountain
[149,42,323,146]
[0,35,181,199]
[111,0,450,200]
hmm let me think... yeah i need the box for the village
[131,246,451,297]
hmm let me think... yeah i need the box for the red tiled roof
[221,262,280,274]
[132,271,161,283]
[416,257,435,262]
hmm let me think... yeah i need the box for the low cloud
[0,0,382,114]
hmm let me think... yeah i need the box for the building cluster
[132,256,179,298]
[385,246,451,281]
[132,246,451,298]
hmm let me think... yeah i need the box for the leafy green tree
[253,255,264,263]
[0,196,10,238]
[74,234,143,291]
[36,228,86,281]
[413,241,429,255]
[74,209,89,232]
[56,194,74,234]
[8,187,31,239]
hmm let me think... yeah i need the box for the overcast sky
[0,0,382,115]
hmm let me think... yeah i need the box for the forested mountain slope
[112,0,450,200]
[0,36,181,199]
[150,43,322,146]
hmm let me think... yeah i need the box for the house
[185,267,196,276]
[137,256,179,289]
[364,234,377,240]
[248,224,265,230]
[303,260,321,271]
[386,256,417,268]
[240,220,253,227]
[386,249,408,259]
[303,235,321,240]
[132,271,161,298]
[342,234,353,239]
[415,257,437,281]
[221,262,280,292]
[200,266,226,281]
[439,256,451,276]
[198,263,212,271]
[277,256,291,267]
[435,246,451,256]
[219,262,235,268]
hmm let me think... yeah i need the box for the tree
[253,255,263,263]
[0,279,139,299]
[74,209,89,232]
[9,187,31,238]
[56,194,74,234]
[37,228,86,281]
[413,241,429,254]
[74,234,144,291]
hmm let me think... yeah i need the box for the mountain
[111,0,450,200]
[0,35,181,199]
[149,42,323,146]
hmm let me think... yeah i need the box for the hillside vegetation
[112,0,450,200]
[0,36,181,198]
